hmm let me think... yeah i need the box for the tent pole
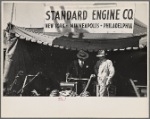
[9,3,14,30]
[10,3,14,24]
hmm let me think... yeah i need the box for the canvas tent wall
[3,18,147,96]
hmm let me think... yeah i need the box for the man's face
[99,56,105,60]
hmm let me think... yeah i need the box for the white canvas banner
[44,5,135,33]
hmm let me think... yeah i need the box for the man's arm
[106,60,115,85]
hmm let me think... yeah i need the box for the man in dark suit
[66,50,92,94]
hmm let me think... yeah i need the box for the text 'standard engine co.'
[45,8,134,29]
[45,9,134,20]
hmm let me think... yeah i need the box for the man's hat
[77,50,89,60]
[96,50,106,57]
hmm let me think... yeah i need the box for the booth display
[3,17,147,97]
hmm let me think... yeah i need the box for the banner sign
[44,5,135,33]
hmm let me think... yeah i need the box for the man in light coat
[94,50,115,96]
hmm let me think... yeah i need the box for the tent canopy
[3,18,147,96]
[6,18,147,52]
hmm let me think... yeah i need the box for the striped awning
[7,18,147,52]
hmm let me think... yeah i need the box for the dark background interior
[4,39,147,96]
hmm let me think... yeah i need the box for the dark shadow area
[3,39,147,96]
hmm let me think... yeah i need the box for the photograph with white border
[1,1,149,118]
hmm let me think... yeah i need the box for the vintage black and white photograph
[1,1,149,118]
[2,1,148,98]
